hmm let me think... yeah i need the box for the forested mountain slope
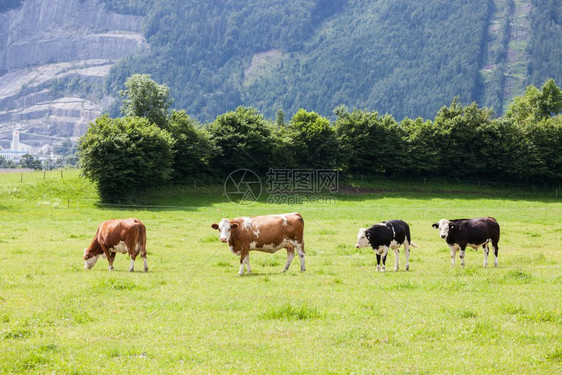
[106,0,561,121]
[0,0,560,144]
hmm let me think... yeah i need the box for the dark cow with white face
[211,213,305,276]
[432,217,500,268]
[356,219,417,271]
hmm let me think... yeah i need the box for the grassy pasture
[0,170,561,374]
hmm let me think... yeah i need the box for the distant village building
[0,131,34,161]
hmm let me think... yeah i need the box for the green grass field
[0,170,561,374]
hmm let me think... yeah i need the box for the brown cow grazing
[211,213,305,276]
[83,218,148,272]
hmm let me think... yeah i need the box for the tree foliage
[120,74,172,129]
[80,77,562,203]
[165,110,216,182]
[78,115,174,202]
[336,109,404,175]
[206,106,274,175]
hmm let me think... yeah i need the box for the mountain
[0,0,560,148]
[0,0,147,149]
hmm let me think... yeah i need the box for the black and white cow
[356,220,418,271]
[432,217,500,268]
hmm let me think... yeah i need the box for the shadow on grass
[90,176,561,213]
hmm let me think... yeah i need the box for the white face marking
[437,219,450,238]
[356,228,369,248]
[218,219,232,242]
[110,241,128,254]
[84,254,101,269]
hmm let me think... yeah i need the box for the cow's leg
[483,242,489,268]
[244,253,252,274]
[128,251,137,272]
[140,246,148,272]
[381,247,389,272]
[142,256,148,272]
[282,245,295,273]
[98,243,113,271]
[239,249,249,276]
[492,242,499,267]
[393,248,400,271]
[296,242,306,272]
[108,252,116,270]
[449,244,457,267]
[404,241,411,271]
[375,253,381,272]
[459,246,466,268]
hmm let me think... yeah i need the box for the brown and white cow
[83,218,148,272]
[211,213,305,275]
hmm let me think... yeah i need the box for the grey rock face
[0,0,148,149]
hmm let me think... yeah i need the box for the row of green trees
[79,75,562,202]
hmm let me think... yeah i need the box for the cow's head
[83,248,101,269]
[211,219,239,243]
[356,227,370,248]
[432,219,450,239]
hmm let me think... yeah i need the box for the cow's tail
[138,220,147,257]
[409,241,419,248]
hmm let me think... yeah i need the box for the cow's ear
[211,223,219,230]
[231,223,239,230]
[432,223,438,228]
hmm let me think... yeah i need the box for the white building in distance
[0,131,34,161]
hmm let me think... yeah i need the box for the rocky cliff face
[0,0,148,149]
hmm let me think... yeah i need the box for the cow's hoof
[144,267,149,272]
[108,266,114,271]
[301,268,306,272]
[394,268,399,271]
[405,265,409,271]
[238,272,244,277]
[128,268,134,272]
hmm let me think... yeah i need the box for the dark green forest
[0,0,23,11]
[102,0,561,122]
[3,0,559,122]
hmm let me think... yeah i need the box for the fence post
[61,170,63,180]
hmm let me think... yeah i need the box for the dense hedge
[80,78,562,202]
